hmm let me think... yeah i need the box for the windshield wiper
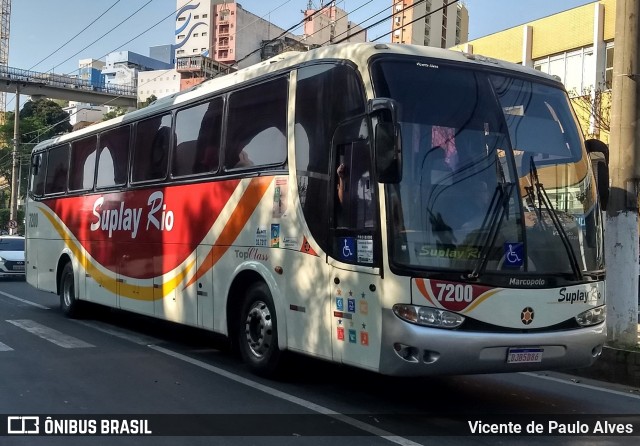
[529,157,583,280]
[467,181,515,279]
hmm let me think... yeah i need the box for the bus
[26,43,609,376]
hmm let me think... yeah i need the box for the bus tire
[237,282,282,376]
[60,263,82,318]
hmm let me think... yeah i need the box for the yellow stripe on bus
[39,207,195,301]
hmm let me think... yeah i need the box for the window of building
[194,15,199,19]
[533,47,594,96]
[605,44,614,89]
[173,98,223,177]
[132,114,172,182]
[177,49,185,55]
[45,144,69,195]
[203,13,208,18]
[69,135,97,191]
[97,126,130,188]
[202,32,208,36]
[178,16,186,22]
[194,33,199,37]
[178,34,185,39]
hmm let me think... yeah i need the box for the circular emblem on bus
[521,307,534,325]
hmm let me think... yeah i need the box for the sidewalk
[566,323,640,387]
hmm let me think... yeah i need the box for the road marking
[0,341,13,351]
[521,372,640,400]
[6,320,94,349]
[74,320,160,346]
[0,291,50,310]
[149,345,423,446]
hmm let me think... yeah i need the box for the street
[0,279,638,445]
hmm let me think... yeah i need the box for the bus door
[328,119,382,371]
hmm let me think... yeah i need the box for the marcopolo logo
[558,287,601,304]
[509,277,546,287]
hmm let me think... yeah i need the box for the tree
[102,107,128,121]
[0,99,71,206]
[138,95,157,109]
[570,84,612,142]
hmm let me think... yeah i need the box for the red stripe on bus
[184,176,273,289]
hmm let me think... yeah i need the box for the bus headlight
[393,304,464,329]
[575,305,606,327]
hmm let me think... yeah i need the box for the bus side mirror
[585,138,609,211]
[368,98,402,184]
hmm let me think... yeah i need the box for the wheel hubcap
[244,301,273,358]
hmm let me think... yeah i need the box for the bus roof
[32,42,560,153]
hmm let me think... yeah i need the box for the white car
[0,235,25,279]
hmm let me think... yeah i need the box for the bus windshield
[371,58,604,277]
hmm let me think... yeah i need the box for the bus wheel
[238,283,282,376]
[60,263,81,318]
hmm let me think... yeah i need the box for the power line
[28,0,123,71]
[53,0,155,74]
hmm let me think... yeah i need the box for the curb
[566,346,640,387]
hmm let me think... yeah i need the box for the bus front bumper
[378,309,606,376]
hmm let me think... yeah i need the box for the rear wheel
[237,283,282,376]
[60,263,82,318]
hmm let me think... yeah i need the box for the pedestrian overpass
[0,65,137,107]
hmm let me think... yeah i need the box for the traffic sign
[7,220,17,229]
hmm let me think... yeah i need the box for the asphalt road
[0,279,639,446]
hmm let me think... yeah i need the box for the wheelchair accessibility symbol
[339,237,356,261]
[504,242,524,267]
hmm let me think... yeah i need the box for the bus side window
[173,97,222,177]
[132,114,172,182]
[69,135,97,191]
[97,125,130,188]
[44,144,70,195]
[224,77,287,170]
[30,152,48,197]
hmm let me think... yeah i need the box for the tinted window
[30,152,48,197]
[0,238,24,251]
[224,77,287,170]
[45,145,70,195]
[173,98,222,177]
[295,64,366,252]
[69,135,97,191]
[97,126,130,188]
[132,114,172,182]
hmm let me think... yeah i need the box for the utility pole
[605,0,640,347]
[9,84,18,235]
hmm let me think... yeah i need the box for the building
[63,102,108,129]
[175,0,301,69]
[302,3,367,46]
[451,0,615,142]
[392,0,469,48]
[78,59,105,88]
[150,44,175,65]
[102,51,173,90]
[137,69,181,103]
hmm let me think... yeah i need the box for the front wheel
[60,263,82,318]
[237,283,282,376]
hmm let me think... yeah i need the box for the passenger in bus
[235,150,254,168]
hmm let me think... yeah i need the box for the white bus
[26,43,609,376]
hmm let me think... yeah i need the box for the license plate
[12,265,24,271]
[507,347,543,364]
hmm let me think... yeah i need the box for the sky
[9,0,593,76]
